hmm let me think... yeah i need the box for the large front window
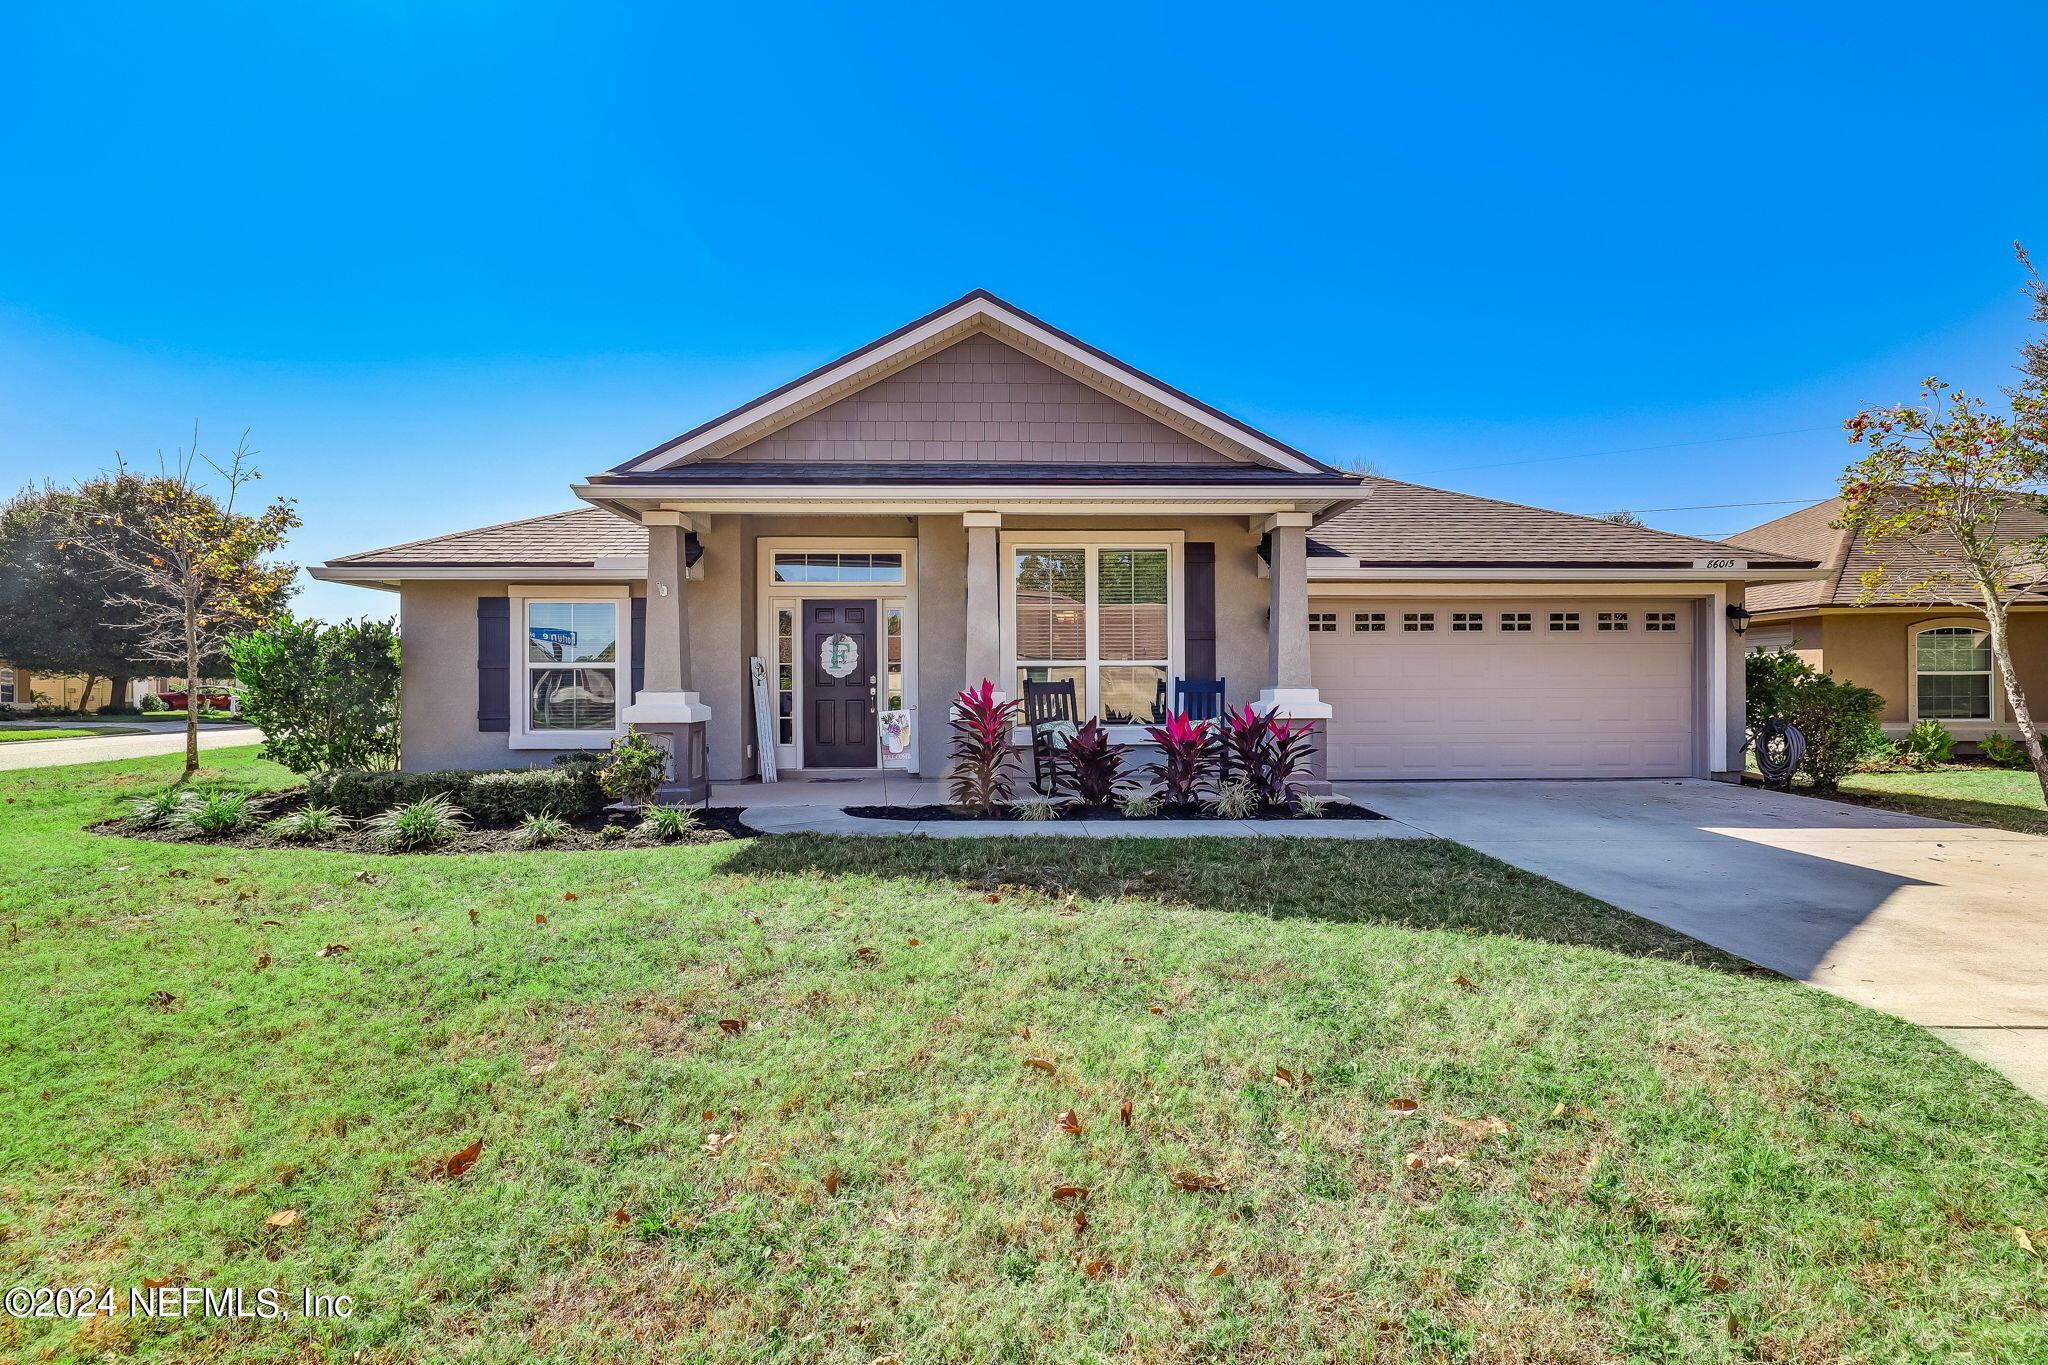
[1915,624,1993,721]
[526,600,620,732]
[1013,545,1172,724]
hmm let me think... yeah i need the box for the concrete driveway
[1339,778,2048,1100]
[0,724,262,771]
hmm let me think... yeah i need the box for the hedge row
[306,760,603,820]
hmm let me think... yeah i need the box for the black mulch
[844,801,1386,823]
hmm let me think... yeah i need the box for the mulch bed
[91,788,755,855]
[845,800,1386,823]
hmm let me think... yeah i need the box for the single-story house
[0,664,127,713]
[1729,497,2048,743]
[313,290,1821,794]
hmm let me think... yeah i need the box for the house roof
[585,461,1358,489]
[1729,496,2048,611]
[607,289,1348,478]
[1308,477,1818,569]
[323,507,657,568]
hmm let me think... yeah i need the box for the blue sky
[3,2,2044,622]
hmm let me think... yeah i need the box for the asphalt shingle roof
[1730,497,2048,611]
[327,508,649,566]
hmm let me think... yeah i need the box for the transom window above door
[1915,624,1994,720]
[772,552,905,584]
[1012,544,1173,726]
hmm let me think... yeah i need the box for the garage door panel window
[1309,612,1337,633]
[1549,612,1581,632]
[1645,612,1678,632]
[1451,612,1484,632]
[1354,612,1386,632]
[1402,612,1436,632]
[1915,624,1994,720]
[1597,612,1629,631]
[1500,612,1532,632]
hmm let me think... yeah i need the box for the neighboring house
[312,291,1820,789]
[1730,497,2048,744]
[0,664,125,712]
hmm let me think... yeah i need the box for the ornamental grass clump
[638,803,700,841]
[365,795,468,851]
[1117,790,1163,818]
[1010,796,1065,821]
[513,812,569,848]
[126,789,188,829]
[172,788,254,837]
[1210,779,1260,820]
[947,680,1021,814]
[266,805,347,843]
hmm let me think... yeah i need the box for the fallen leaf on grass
[823,1171,842,1196]
[718,1019,748,1034]
[1119,1100,1133,1127]
[562,893,577,902]
[702,1132,736,1156]
[1452,974,1481,993]
[352,871,379,885]
[146,990,179,1011]
[1168,1171,1228,1192]
[1024,1057,1056,1074]
[610,1205,629,1227]
[1403,1152,1426,1170]
[2015,1226,2042,1257]
[439,1139,483,1180]
[315,944,350,958]
[1055,1109,1085,1135]
[1072,1208,1089,1236]
[264,1209,300,1228]
[1386,1097,1418,1113]
[1051,1185,1089,1203]
[610,1114,646,1131]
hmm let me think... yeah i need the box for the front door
[801,599,877,767]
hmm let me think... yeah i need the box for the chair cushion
[1034,718,1079,750]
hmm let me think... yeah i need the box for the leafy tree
[0,482,171,706]
[59,432,299,777]
[1837,379,2048,800]
[226,616,401,773]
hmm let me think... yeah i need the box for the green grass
[0,727,103,742]
[1837,764,2048,835]
[2,749,2046,1363]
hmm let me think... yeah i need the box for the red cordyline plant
[1143,710,1215,807]
[1218,706,1319,808]
[1052,718,1135,807]
[947,680,1020,813]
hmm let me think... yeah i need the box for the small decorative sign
[1692,558,1744,570]
[819,632,859,678]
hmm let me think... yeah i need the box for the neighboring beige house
[0,664,123,713]
[1730,497,2048,743]
[312,290,1820,789]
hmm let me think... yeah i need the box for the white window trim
[509,584,631,750]
[755,537,919,774]
[1907,616,2001,725]
[0,666,14,706]
[1000,530,1184,742]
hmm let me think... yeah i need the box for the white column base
[622,690,713,725]
[1253,686,1333,720]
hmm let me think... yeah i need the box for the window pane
[1097,549,1168,661]
[772,552,904,584]
[1918,672,1991,720]
[1016,665,1085,703]
[1101,665,1168,724]
[527,601,618,664]
[1917,627,1991,673]
[529,667,617,730]
[1015,550,1086,660]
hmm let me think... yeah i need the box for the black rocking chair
[1021,678,1080,794]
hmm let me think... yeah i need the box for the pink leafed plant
[1143,710,1215,807]
[947,680,1021,813]
[1218,706,1319,809]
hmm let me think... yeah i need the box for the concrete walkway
[1342,778,2048,1100]
[0,725,262,770]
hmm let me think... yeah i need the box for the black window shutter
[1185,542,1216,680]
[476,596,510,732]
[629,596,646,701]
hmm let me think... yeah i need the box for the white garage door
[1312,599,1700,779]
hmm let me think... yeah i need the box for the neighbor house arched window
[1912,620,1996,722]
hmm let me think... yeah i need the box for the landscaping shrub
[596,728,668,807]
[365,795,468,850]
[1745,647,1887,790]
[638,803,700,841]
[172,789,254,837]
[947,680,1020,814]
[307,768,479,818]
[266,806,347,843]
[140,692,168,713]
[1981,731,2035,768]
[1051,717,1134,806]
[1143,710,1214,806]
[1118,791,1162,818]
[1903,718,1955,763]
[1210,779,1259,819]
[514,812,569,848]
[125,789,187,829]
[226,615,402,773]
[467,766,601,821]
[1218,707,1318,806]
[1744,646,1811,736]
[96,703,142,716]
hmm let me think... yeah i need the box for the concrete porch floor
[709,771,938,807]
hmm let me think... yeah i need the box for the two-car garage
[1311,597,1704,779]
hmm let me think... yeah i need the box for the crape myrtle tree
[1836,378,2048,801]
[0,482,171,708]
[59,432,299,778]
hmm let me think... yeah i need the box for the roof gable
[1733,495,2048,611]
[613,290,1341,477]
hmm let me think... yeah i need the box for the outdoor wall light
[1725,603,1753,635]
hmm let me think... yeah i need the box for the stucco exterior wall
[1790,607,2048,732]
[915,515,967,774]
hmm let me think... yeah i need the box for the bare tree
[60,431,299,777]
[1602,509,1646,527]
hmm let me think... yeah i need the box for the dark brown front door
[801,600,877,767]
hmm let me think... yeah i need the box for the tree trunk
[1979,600,2048,804]
[77,673,100,714]
[183,581,201,780]
[109,674,131,711]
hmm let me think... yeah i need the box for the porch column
[963,512,1004,696]
[1257,512,1333,792]
[622,510,711,801]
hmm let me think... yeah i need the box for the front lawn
[1835,764,2048,836]
[0,727,102,742]
[2,749,2044,1363]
